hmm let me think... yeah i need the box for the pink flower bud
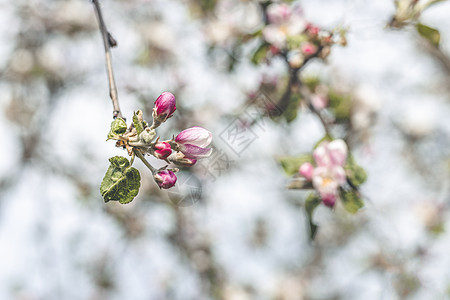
[306,23,320,36]
[153,142,172,160]
[154,169,177,189]
[175,126,212,159]
[301,42,317,56]
[311,94,328,110]
[153,92,176,122]
[299,162,314,181]
[321,193,337,207]
[167,152,197,167]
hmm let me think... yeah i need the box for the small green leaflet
[417,23,440,48]
[305,193,321,240]
[100,156,141,204]
[107,117,127,140]
[278,154,314,176]
[344,155,367,187]
[340,188,364,214]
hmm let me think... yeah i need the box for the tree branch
[134,149,156,173]
[298,84,332,137]
[92,0,123,119]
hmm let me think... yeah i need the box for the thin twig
[134,149,156,173]
[298,84,332,137]
[92,0,123,119]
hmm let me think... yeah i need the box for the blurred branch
[92,0,123,120]
[424,42,450,77]
[298,84,332,137]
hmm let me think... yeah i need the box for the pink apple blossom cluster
[299,139,348,207]
[260,2,344,69]
[110,92,212,190]
[151,92,212,189]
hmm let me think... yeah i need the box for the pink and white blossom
[312,165,346,207]
[266,3,292,25]
[175,126,212,159]
[298,139,348,207]
[313,139,348,168]
[312,139,348,206]
[262,3,306,49]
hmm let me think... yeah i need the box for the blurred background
[0,0,450,299]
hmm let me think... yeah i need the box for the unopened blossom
[154,169,177,189]
[175,126,212,159]
[153,142,172,160]
[153,92,176,123]
[287,50,305,68]
[299,162,314,181]
[311,93,329,110]
[301,42,317,56]
[306,23,320,36]
[167,152,197,167]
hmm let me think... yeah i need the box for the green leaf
[283,93,301,123]
[133,110,145,135]
[286,34,308,49]
[344,155,367,187]
[100,156,141,204]
[302,76,321,91]
[417,23,440,47]
[251,43,269,65]
[328,89,352,122]
[278,154,314,176]
[305,193,321,240]
[340,188,364,214]
[107,118,127,140]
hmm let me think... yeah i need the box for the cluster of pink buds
[299,139,348,207]
[150,93,212,189]
[108,91,212,190]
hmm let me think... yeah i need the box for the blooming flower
[154,169,177,189]
[266,3,292,25]
[153,92,176,123]
[175,126,212,159]
[313,139,347,168]
[312,139,348,207]
[262,3,306,49]
[299,139,348,207]
[153,142,172,160]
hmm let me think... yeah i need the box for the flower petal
[180,144,212,159]
[328,139,348,166]
[313,143,329,167]
[175,127,212,148]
